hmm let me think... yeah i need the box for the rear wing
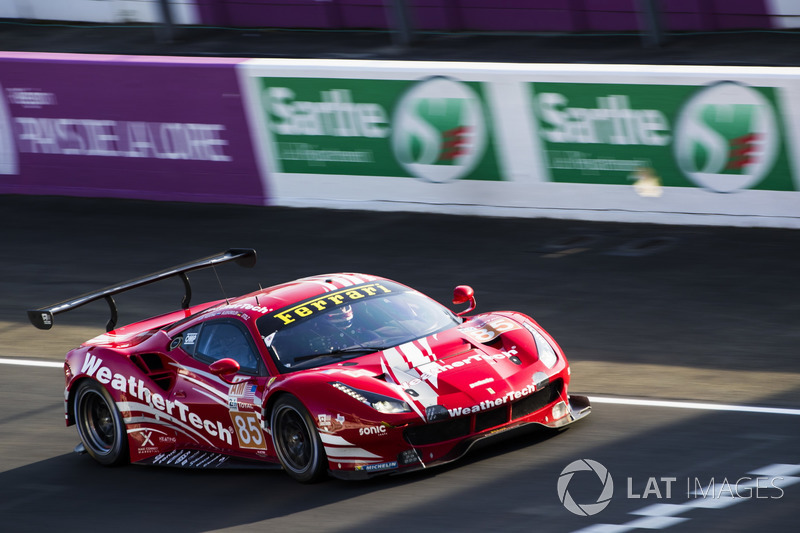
[27,248,257,332]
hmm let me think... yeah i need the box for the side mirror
[209,358,240,384]
[452,285,476,317]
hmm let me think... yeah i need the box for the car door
[168,317,272,461]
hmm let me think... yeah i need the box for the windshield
[257,287,459,373]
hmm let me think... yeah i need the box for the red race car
[28,249,590,482]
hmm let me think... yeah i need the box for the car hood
[328,313,555,419]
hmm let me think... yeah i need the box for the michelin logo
[0,83,19,175]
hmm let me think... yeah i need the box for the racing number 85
[463,317,518,343]
[230,412,267,450]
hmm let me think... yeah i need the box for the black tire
[73,380,129,466]
[270,395,327,483]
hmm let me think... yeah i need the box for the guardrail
[1,52,799,228]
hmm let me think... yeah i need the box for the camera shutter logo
[391,77,487,183]
[557,459,614,516]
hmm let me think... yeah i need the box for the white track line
[588,395,800,416]
[2,358,798,416]
[0,357,62,368]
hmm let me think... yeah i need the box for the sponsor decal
[228,398,257,411]
[537,92,670,146]
[458,316,520,344]
[358,425,387,436]
[228,382,258,411]
[79,354,232,445]
[141,430,154,447]
[13,117,232,162]
[0,83,18,175]
[391,76,488,183]
[317,413,346,433]
[129,427,163,454]
[355,460,398,472]
[256,76,500,180]
[404,346,519,388]
[5,87,57,109]
[530,81,792,191]
[211,309,250,320]
[229,382,257,401]
[230,411,267,451]
[266,282,394,327]
[152,449,230,468]
[213,302,272,315]
[265,87,390,138]
[469,377,495,389]
[674,81,779,192]
[447,381,541,417]
[531,84,673,185]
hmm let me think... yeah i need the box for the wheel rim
[78,389,116,455]
[274,405,314,473]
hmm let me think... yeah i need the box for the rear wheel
[270,395,327,483]
[73,380,129,466]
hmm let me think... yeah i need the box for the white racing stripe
[4,358,800,416]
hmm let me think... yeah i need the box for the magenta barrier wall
[194,0,772,32]
[0,53,267,205]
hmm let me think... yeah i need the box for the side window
[190,320,263,376]
[178,324,203,356]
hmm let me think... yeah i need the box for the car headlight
[330,382,412,413]
[524,323,558,369]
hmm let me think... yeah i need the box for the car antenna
[255,284,263,305]
[212,265,230,304]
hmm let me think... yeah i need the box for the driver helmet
[327,304,354,329]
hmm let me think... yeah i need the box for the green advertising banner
[257,76,502,182]
[529,81,795,192]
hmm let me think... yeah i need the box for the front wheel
[270,395,327,483]
[73,380,129,466]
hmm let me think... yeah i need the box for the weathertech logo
[674,81,779,193]
[391,77,487,183]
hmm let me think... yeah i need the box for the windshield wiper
[328,345,396,355]
[292,345,393,365]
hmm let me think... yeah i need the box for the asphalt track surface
[1,22,800,66]
[0,194,798,532]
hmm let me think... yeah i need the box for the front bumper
[330,393,591,480]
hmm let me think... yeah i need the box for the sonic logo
[359,425,387,436]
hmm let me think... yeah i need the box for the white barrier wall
[239,59,800,228]
[0,0,200,24]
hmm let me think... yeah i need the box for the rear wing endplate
[27,248,256,332]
